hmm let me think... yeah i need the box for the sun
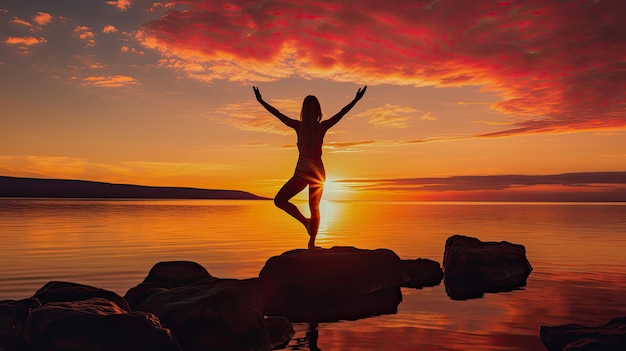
[322,177,352,201]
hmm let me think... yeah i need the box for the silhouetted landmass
[0,176,268,200]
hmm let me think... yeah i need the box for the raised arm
[253,86,299,129]
[322,86,367,130]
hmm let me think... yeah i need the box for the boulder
[401,258,443,288]
[22,297,180,351]
[134,277,271,351]
[258,247,404,322]
[0,298,40,351]
[541,316,626,350]
[443,235,532,299]
[264,316,294,349]
[125,261,214,309]
[33,281,130,311]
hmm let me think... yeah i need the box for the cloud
[120,45,144,55]
[353,104,419,128]
[11,17,33,29]
[5,36,46,46]
[337,172,626,201]
[149,2,176,12]
[139,0,625,136]
[83,75,138,88]
[0,155,232,182]
[106,0,132,11]
[33,12,52,26]
[420,112,437,121]
[73,25,96,47]
[102,25,118,34]
[0,156,87,178]
[214,98,301,134]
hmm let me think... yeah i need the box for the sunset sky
[1,0,625,201]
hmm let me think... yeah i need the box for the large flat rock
[258,246,404,321]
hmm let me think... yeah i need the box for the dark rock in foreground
[34,281,131,312]
[22,297,180,351]
[258,247,404,322]
[127,261,293,351]
[443,235,532,300]
[401,258,443,288]
[124,261,213,309]
[0,299,40,351]
[540,316,626,351]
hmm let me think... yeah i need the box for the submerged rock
[443,235,532,300]
[540,316,626,351]
[401,258,443,288]
[258,246,404,322]
[22,297,180,351]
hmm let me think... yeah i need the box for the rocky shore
[10,234,616,351]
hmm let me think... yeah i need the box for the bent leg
[307,182,324,249]
[274,176,308,227]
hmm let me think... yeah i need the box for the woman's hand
[253,86,263,102]
[355,86,367,101]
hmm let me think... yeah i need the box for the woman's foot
[308,238,321,250]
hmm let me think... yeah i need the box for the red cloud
[139,0,625,136]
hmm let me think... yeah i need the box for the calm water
[1,199,626,350]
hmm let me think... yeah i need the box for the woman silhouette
[254,86,367,249]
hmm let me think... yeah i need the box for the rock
[540,316,626,351]
[401,258,443,288]
[0,298,40,351]
[135,277,270,351]
[125,261,214,309]
[443,235,532,299]
[33,281,130,311]
[143,260,212,284]
[258,247,404,323]
[22,297,180,351]
[264,316,294,348]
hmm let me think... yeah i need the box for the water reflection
[1,200,626,351]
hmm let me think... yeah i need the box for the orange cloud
[214,99,300,134]
[102,25,118,33]
[149,2,176,12]
[11,17,33,29]
[5,36,46,46]
[139,0,625,136]
[353,104,419,128]
[83,75,138,88]
[120,45,144,55]
[33,12,52,26]
[106,0,132,11]
[73,26,96,47]
[338,172,626,201]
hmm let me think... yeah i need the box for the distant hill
[0,176,268,200]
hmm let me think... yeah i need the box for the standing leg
[307,182,324,249]
[274,176,309,231]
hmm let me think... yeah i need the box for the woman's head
[300,95,322,124]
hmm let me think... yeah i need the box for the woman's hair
[300,95,322,124]
[299,95,322,154]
